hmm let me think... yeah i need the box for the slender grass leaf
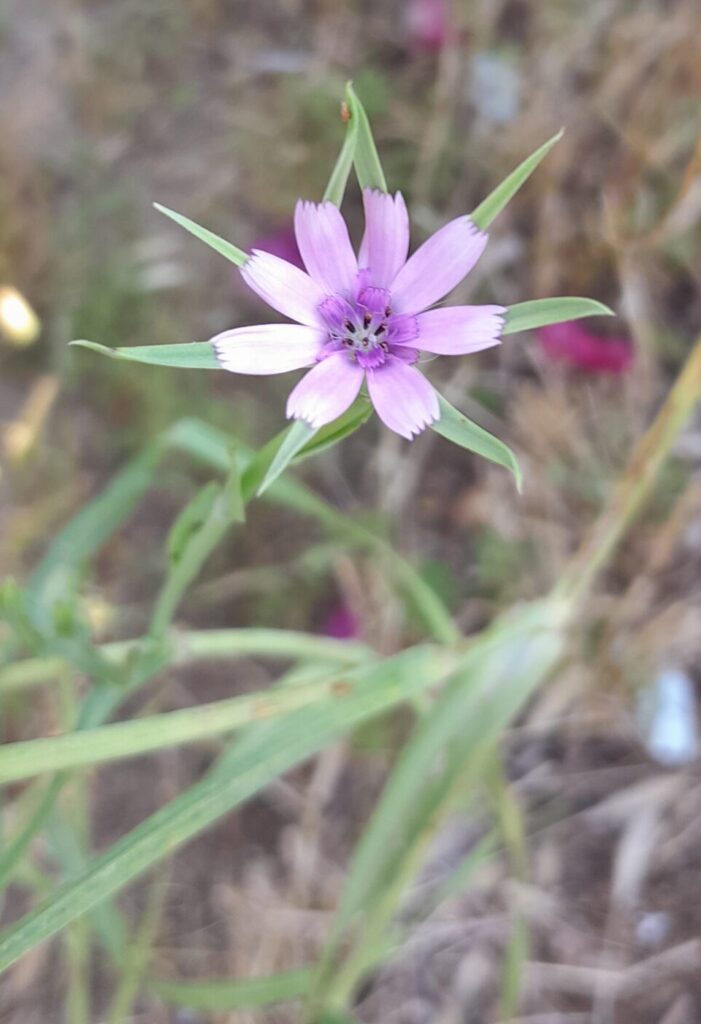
[503,297,614,335]
[0,646,451,975]
[70,339,219,369]
[153,202,248,267]
[470,129,564,231]
[295,397,373,462]
[431,395,522,492]
[153,968,312,1010]
[345,82,387,193]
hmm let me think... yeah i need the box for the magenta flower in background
[212,190,504,439]
[322,604,360,640]
[538,322,633,375]
[249,223,304,270]
[405,0,449,53]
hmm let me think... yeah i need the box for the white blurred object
[638,667,699,766]
[470,52,521,125]
[636,910,671,948]
[0,286,41,346]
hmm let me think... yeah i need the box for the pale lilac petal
[213,324,324,375]
[390,217,487,314]
[294,201,358,297]
[286,352,364,428]
[366,356,439,439]
[359,190,410,289]
[413,305,505,355]
[241,251,326,327]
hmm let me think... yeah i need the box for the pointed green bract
[345,82,387,193]
[323,111,357,207]
[503,297,614,335]
[154,202,248,266]
[70,339,219,369]
[257,420,319,497]
[431,396,523,491]
[470,129,564,231]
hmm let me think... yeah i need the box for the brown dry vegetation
[1,1,701,1022]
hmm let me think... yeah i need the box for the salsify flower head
[212,190,504,439]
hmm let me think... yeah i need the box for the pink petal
[366,356,439,439]
[286,352,364,428]
[538,323,634,375]
[359,190,410,289]
[213,324,325,375]
[405,0,449,53]
[241,251,326,327]
[414,305,505,355]
[294,201,358,298]
[390,216,487,315]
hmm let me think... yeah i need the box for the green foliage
[503,297,614,334]
[431,395,522,491]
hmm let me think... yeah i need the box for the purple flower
[212,190,504,439]
[249,223,304,269]
[538,322,633,375]
[405,0,450,53]
[322,604,359,640]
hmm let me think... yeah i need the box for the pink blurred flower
[322,604,360,640]
[538,322,633,375]
[249,223,304,269]
[212,190,503,439]
[405,0,449,54]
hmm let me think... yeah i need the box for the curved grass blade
[70,340,219,369]
[345,82,387,193]
[470,129,564,231]
[153,202,248,267]
[0,646,451,975]
[431,395,522,492]
[503,297,614,335]
[323,102,357,207]
[257,420,318,497]
[153,968,312,1011]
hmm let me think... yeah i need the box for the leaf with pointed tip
[153,202,248,267]
[70,339,219,369]
[503,297,614,335]
[345,82,387,193]
[323,107,357,207]
[470,129,564,231]
[431,395,522,491]
[257,420,318,497]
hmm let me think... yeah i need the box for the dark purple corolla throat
[318,277,419,371]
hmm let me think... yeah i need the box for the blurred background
[1,0,701,1021]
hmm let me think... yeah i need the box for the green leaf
[431,395,522,492]
[257,420,318,497]
[502,297,614,335]
[153,968,312,1010]
[70,339,219,369]
[255,398,374,498]
[323,106,357,207]
[470,129,564,231]
[345,82,387,193]
[166,483,220,565]
[295,397,373,461]
[0,646,451,975]
[153,202,248,267]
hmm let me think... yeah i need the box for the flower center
[338,307,391,369]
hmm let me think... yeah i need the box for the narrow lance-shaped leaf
[69,339,219,369]
[430,395,522,492]
[323,101,357,207]
[503,297,614,335]
[153,202,248,267]
[256,420,319,497]
[345,82,387,193]
[470,129,564,231]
